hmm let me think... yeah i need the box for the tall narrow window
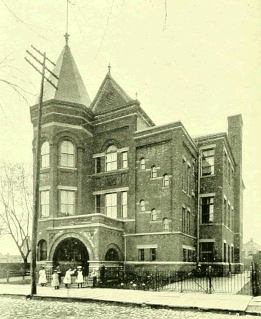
[163,174,169,187]
[41,141,50,168]
[228,161,231,185]
[95,157,101,173]
[140,200,145,212]
[201,149,215,176]
[150,248,156,261]
[38,240,47,261]
[121,191,127,218]
[60,140,75,168]
[182,207,186,233]
[40,191,49,218]
[200,242,214,262]
[140,158,145,170]
[224,152,227,179]
[187,165,190,194]
[96,195,101,214]
[163,218,169,231]
[121,151,128,169]
[105,193,117,218]
[183,249,187,262]
[224,198,227,225]
[151,209,157,221]
[224,242,227,262]
[201,197,214,224]
[231,246,234,263]
[228,204,231,229]
[60,190,75,216]
[138,249,144,261]
[106,145,117,171]
[151,166,157,178]
[182,158,187,190]
[186,210,190,234]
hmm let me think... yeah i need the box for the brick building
[30,41,244,274]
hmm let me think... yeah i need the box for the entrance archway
[53,238,89,275]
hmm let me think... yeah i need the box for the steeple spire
[108,63,111,74]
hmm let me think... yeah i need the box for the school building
[30,39,244,274]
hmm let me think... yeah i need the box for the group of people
[38,265,101,289]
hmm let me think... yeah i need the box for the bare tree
[0,162,32,264]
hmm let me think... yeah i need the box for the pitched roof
[91,72,133,114]
[41,45,91,107]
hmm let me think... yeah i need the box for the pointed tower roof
[91,68,133,114]
[42,44,91,107]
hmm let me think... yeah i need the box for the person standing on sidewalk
[91,268,98,288]
[56,265,62,285]
[76,266,84,288]
[63,267,75,288]
[38,266,47,287]
[51,270,60,290]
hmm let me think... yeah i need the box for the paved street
[0,296,256,319]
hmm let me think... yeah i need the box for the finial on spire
[108,63,111,74]
[64,32,70,45]
[135,92,138,99]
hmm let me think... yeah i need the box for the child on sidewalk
[63,267,75,288]
[38,266,47,287]
[76,266,84,288]
[51,270,60,290]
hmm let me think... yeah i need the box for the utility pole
[25,46,58,295]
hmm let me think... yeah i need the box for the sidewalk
[0,284,258,315]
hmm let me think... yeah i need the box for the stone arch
[101,139,122,153]
[104,243,123,261]
[52,130,84,149]
[48,232,95,262]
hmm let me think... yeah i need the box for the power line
[0,0,48,40]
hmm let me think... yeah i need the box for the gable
[91,74,132,114]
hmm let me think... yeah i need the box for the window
[60,140,75,168]
[40,191,49,218]
[201,197,214,224]
[231,246,234,263]
[163,174,169,187]
[151,166,157,178]
[201,149,215,176]
[121,191,127,218]
[187,165,191,194]
[224,242,227,262]
[200,242,214,262]
[163,218,169,231]
[228,204,231,228]
[150,248,156,261]
[41,141,50,168]
[105,248,119,261]
[228,245,230,263]
[60,190,75,216]
[140,200,145,212]
[106,145,117,171]
[223,198,227,225]
[228,161,231,184]
[95,157,101,173]
[182,207,186,233]
[186,210,190,234]
[182,158,187,190]
[224,152,227,179]
[183,249,187,262]
[105,193,117,218]
[151,209,157,221]
[95,195,101,214]
[121,151,128,169]
[140,158,145,170]
[231,207,234,231]
[38,240,47,261]
[138,249,144,261]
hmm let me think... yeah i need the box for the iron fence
[99,267,253,295]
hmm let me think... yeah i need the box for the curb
[0,293,248,316]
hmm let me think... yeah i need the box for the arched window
[151,165,157,178]
[105,248,119,261]
[163,218,169,231]
[60,140,75,167]
[140,200,145,212]
[163,174,169,187]
[41,141,50,168]
[106,145,117,171]
[38,240,47,261]
[151,208,157,221]
[140,158,145,170]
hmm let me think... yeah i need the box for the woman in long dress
[63,267,75,288]
[76,266,84,288]
[38,267,47,286]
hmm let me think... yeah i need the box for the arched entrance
[53,238,89,275]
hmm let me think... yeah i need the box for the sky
[0,0,260,254]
